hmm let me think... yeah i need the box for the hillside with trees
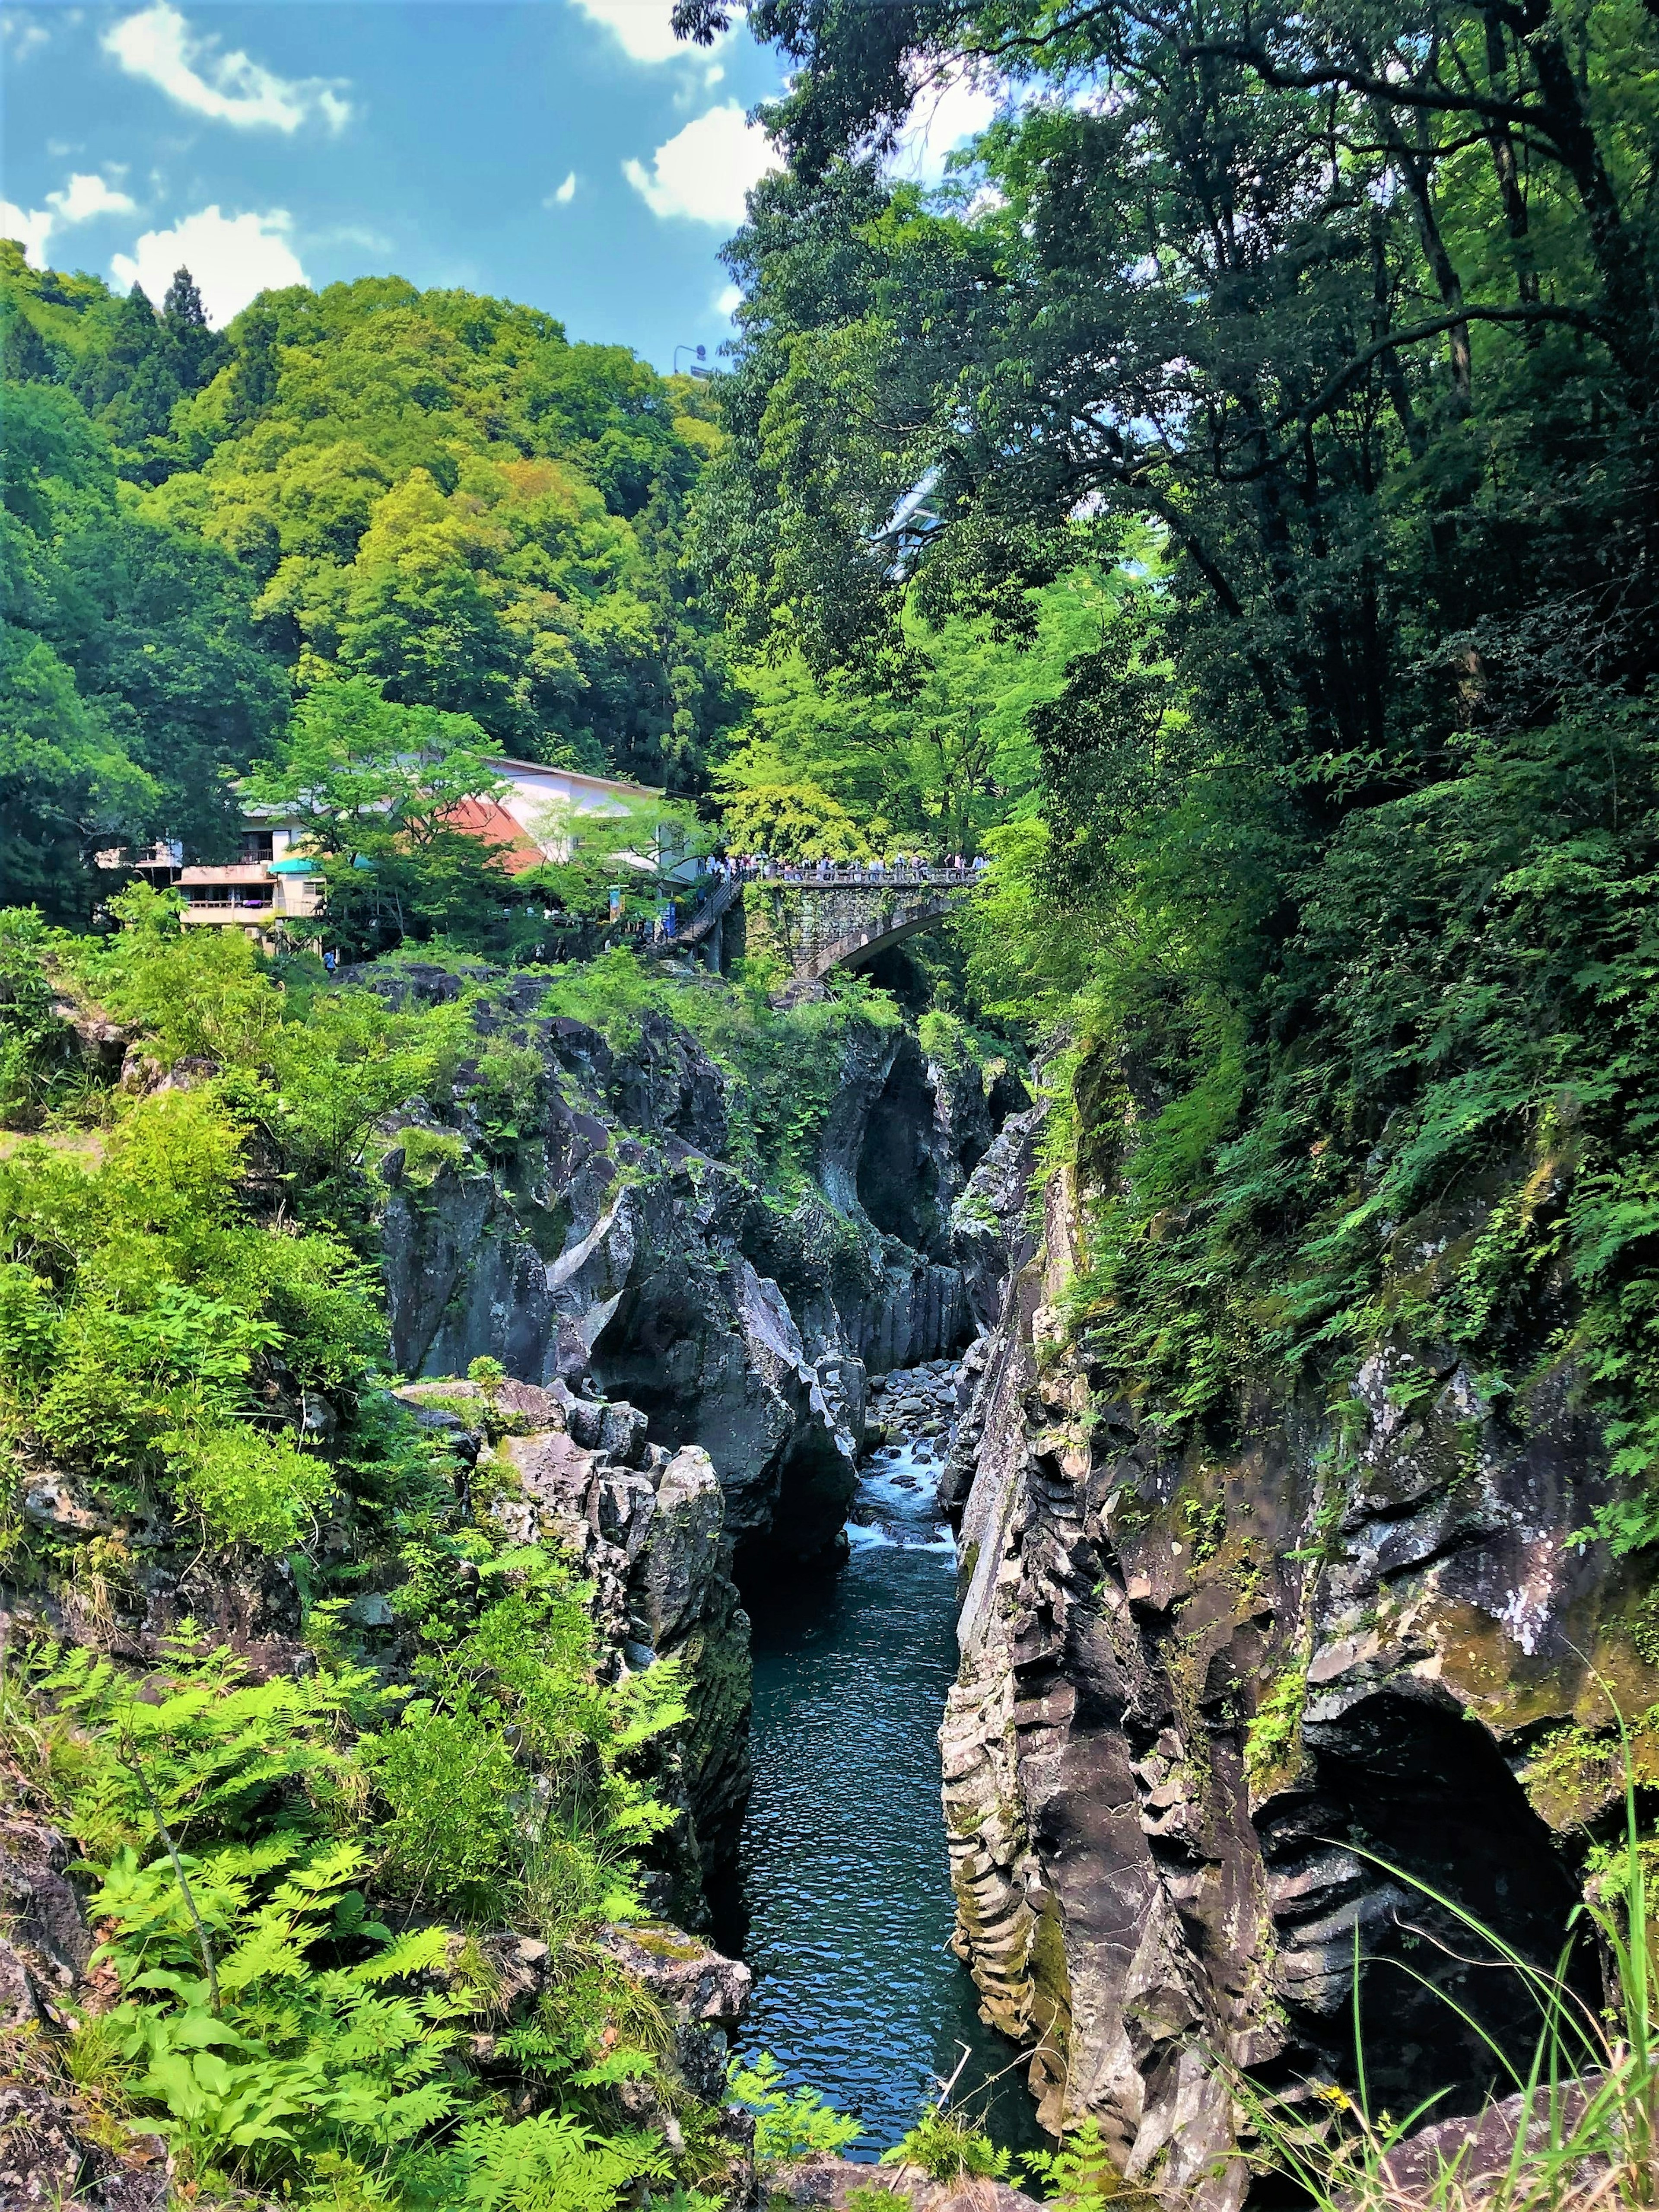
[2,249,737,919]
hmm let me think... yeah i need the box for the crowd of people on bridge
[703,851,990,885]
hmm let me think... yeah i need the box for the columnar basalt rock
[941,1138,1659,2209]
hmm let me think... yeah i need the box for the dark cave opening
[1261,1685,1596,2127]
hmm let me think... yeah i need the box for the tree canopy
[1,368,288,920]
[684,0,1659,1533]
[1,250,741,905]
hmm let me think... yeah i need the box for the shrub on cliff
[540,945,899,1196]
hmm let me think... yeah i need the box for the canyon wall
[940,1116,1659,2209]
[373,966,1019,1573]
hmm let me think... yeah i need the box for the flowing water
[725,1431,1046,2164]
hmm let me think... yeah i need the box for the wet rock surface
[937,1122,1656,2209]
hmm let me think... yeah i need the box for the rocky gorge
[372,965,1017,1579]
[6,945,1653,2212]
[934,1095,1659,2207]
[0,955,1042,2205]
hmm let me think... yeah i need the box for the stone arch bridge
[677,866,977,1001]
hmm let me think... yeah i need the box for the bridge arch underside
[806,903,952,983]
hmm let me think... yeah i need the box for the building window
[239,831,275,864]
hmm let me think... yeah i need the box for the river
[721,1429,1046,2164]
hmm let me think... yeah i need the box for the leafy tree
[143,274,740,781]
[243,678,530,958]
[682,0,1659,1540]
[713,570,1110,858]
[0,252,743,916]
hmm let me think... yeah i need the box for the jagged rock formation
[596,1919,752,2105]
[12,1478,307,1678]
[3,1354,750,1921]
[397,1371,752,1899]
[770,2159,1042,2209]
[373,967,1023,1571]
[939,1124,1659,2209]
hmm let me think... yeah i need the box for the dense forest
[2,248,739,918]
[681,0,1659,1538]
[3,0,1659,2201]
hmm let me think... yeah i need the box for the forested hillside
[2,249,735,918]
[6,0,1659,2195]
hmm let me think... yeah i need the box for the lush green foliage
[0,902,750,2205]
[0,353,288,920]
[3,252,737,793]
[882,2103,1012,2183]
[0,890,465,1548]
[1020,2118,1118,2208]
[693,0,1659,1544]
[713,574,1110,861]
[242,676,551,960]
[4,1612,690,2207]
[726,2050,863,2162]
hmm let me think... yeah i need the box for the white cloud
[566,0,726,64]
[111,204,306,323]
[2,13,50,60]
[545,171,578,207]
[623,103,780,226]
[715,282,742,316]
[889,66,1001,185]
[3,169,140,269]
[102,2,352,132]
[1,201,54,266]
[47,172,137,222]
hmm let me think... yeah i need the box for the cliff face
[395,1370,752,1909]
[375,967,1020,1573]
[940,1123,1659,2209]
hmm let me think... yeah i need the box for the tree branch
[1286,301,1602,435]
[1174,38,1543,126]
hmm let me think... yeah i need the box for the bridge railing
[720,862,985,890]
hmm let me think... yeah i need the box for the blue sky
[2,0,995,370]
